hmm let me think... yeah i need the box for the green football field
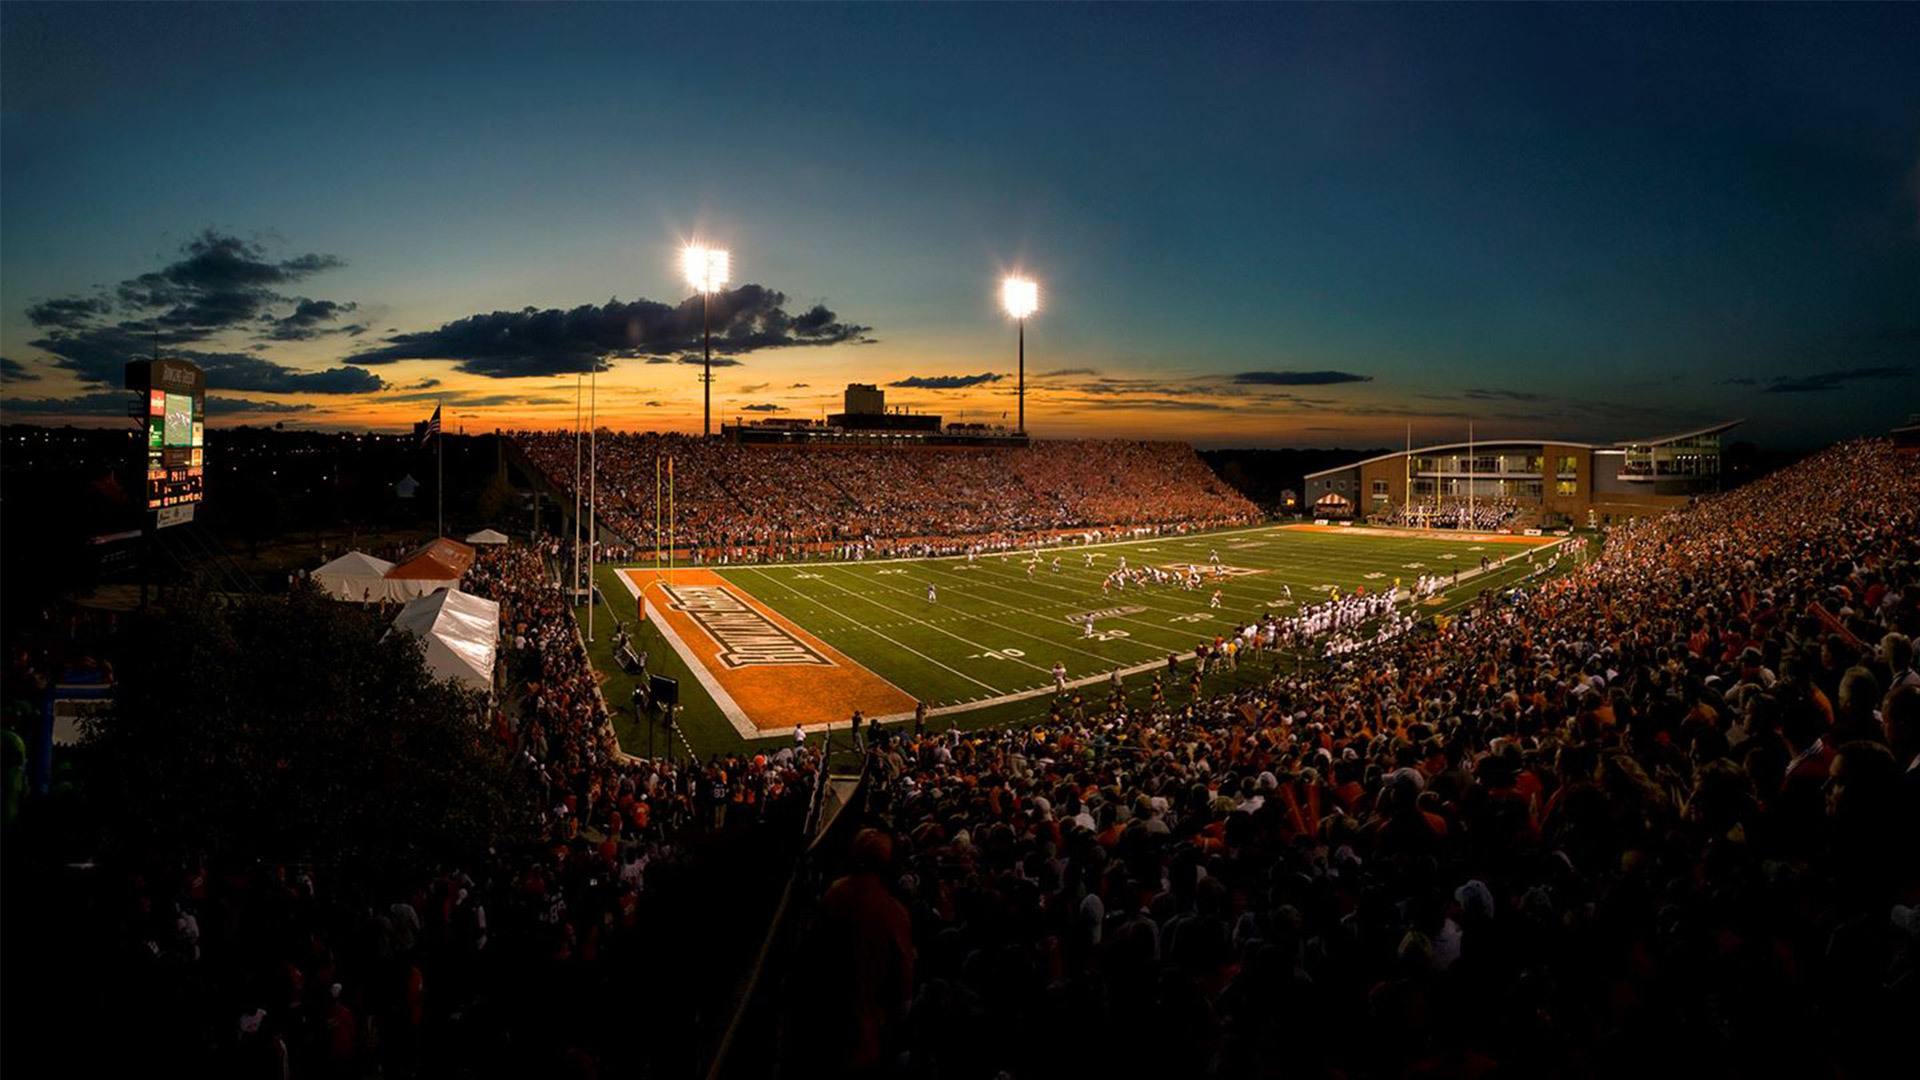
[582,524,1564,757]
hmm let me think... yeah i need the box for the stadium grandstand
[7,429,1919,1078]
[509,431,1260,563]
[1303,419,1742,529]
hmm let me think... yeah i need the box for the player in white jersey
[1052,661,1068,693]
[926,582,937,603]
[1210,589,1223,609]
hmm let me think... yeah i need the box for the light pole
[682,244,730,438]
[1000,276,1039,433]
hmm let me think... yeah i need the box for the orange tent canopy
[386,537,476,581]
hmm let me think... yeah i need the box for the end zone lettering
[1063,605,1145,624]
[662,585,834,668]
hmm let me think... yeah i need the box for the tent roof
[314,550,395,577]
[464,528,510,545]
[389,588,499,691]
[387,537,476,580]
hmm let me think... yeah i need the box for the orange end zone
[618,568,916,736]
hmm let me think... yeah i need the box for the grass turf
[576,524,1566,758]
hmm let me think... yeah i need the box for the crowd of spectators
[17,436,1920,1077]
[1377,496,1523,531]
[514,433,1258,564]
[794,439,1920,1077]
[43,545,826,1078]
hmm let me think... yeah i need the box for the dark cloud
[1038,367,1099,378]
[1720,377,1759,386]
[261,298,359,341]
[740,403,785,412]
[205,397,318,416]
[737,382,770,393]
[1758,366,1909,393]
[347,286,871,378]
[788,382,810,389]
[28,324,383,394]
[381,388,567,407]
[25,295,111,329]
[109,230,348,335]
[1231,370,1372,386]
[1,357,40,383]
[0,392,128,416]
[889,372,1004,389]
[1054,396,1231,411]
[1461,388,1548,402]
[1058,377,1204,397]
[644,400,665,407]
[405,378,442,390]
[17,231,371,394]
[0,392,312,417]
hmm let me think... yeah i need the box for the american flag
[419,404,441,445]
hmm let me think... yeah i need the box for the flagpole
[1467,419,1475,530]
[572,373,582,606]
[1404,422,1411,521]
[668,456,675,588]
[436,399,444,538]
[587,366,597,642]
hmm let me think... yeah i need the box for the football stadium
[6,7,1920,1080]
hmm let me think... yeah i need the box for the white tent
[387,588,499,693]
[464,528,510,546]
[311,551,406,603]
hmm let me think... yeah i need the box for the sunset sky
[3,3,1916,448]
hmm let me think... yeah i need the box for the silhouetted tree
[83,584,527,884]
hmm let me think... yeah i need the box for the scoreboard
[124,358,206,523]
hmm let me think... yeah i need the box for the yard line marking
[931,556,1273,631]
[738,566,1004,694]
[917,561,1209,650]
[817,562,1139,670]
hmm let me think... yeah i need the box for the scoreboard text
[125,358,206,518]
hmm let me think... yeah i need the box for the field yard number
[1364,572,1385,580]
[970,647,1027,660]
[1170,612,1211,624]
[1090,629,1131,642]
[792,572,822,580]
[952,565,980,572]
[1438,553,1457,560]
[1402,562,1425,569]
[876,568,907,575]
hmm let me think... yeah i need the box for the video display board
[125,358,206,519]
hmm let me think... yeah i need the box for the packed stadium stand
[512,433,1260,562]
[780,438,1920,1076]
[12,438,1918,1078]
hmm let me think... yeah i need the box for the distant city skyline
[3,3,1916,448]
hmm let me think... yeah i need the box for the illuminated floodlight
[681,244,730,294]
[1000,276,1039,319]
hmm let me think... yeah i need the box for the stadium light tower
[1000,275,1039,433]
[681,244,731,437]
